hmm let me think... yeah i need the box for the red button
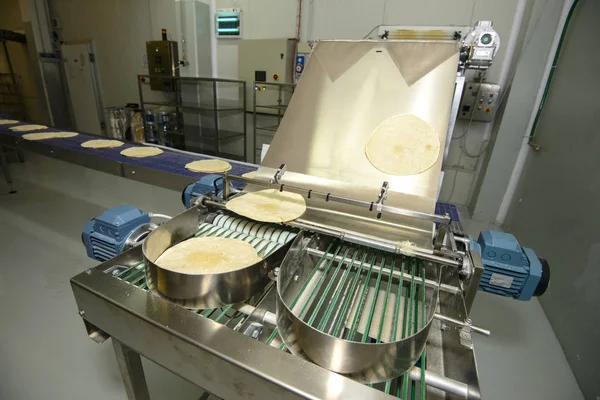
[489,94,494,97]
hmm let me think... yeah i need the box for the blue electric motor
[82,205,151,262]
[471,231,550,300]
[182,174,224,208]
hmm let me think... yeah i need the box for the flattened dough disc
[10,124,48,132]
[22,131,78,141]
[242,171,257,179]
[155,237,261,274]
[365,114,440,176]
[185,159,232,173]
[81,139,124,149]
[0,119,19,125]
[226,189,306,223]
[121,147,163,158]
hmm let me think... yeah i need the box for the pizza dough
[365,114,440,176]
[10,124,48,132]
[0,119,19,125]
[226,189,306,223]
[185,159,232,173]
[81,139,124,149]
[22,131,78,141]
[120,146,163,158]
[155,236,261,274]
[242,171,257,179]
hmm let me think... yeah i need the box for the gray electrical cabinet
[146,40,180,91]
[238,39,295,112]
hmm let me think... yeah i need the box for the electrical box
[238,39,296,113]
[146,40,179,91]
[215,8,242,38]
[458,82,501,122]
[294,42,312,84]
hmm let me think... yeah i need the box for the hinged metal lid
[255,40,460,250]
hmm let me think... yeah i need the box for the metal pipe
[433,313,490,336]
[306,248,461,295]
[201,199,462,268]
[409,367,481,399]
[234,304,277,326]
[224,173,451,224]
[149,213,172,220]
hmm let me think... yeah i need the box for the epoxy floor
[0,153,583,399]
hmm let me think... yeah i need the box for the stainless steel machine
[71,23,549,399]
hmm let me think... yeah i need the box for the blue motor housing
[182,174,224,208]
[82,205,151,262]
[471,231,550,300]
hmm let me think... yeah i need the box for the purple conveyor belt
[0,122,257,185]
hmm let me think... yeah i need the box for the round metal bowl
[276,232,441,383]
[143,206,294,309]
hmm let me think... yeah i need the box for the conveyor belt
[0,122,257,190]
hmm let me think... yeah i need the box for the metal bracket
[374,181,389,219]
[459,319,474,349]
[433,213,450,251]
[242,322,264,340]
[272,164,287,184]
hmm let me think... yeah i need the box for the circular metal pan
[143,206,294,309]
[276,232,441,383]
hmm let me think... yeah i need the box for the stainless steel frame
[444,75,466,166]
[252,81,295,163]
[71,237,484,399]
[137,75,247,161]
[64,38,493,400]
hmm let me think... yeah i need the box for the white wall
[52,0,211,108]
[49,0,545,209]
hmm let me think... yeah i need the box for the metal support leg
[0,145,16,194]
[112,339,151,400]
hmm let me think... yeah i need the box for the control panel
[458,82,501,122]
[146,40,179,91]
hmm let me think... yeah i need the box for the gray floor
[0,153,583,400]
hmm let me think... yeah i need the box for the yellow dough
[155,237,261,274]
[81,139,124,149]
[22,131,78,141]
[10,124,48,132]
[185,159,232,173]
[242,171,257,179]
[226,189,306,223]
[120,147,163,158]
[0,119,19,125]
[365,114,440,176]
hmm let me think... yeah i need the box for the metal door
[62,42,103,134]
[504,1,599,397]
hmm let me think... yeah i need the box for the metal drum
[143,205,296,309]
[276,232,441,383]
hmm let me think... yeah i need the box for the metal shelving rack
[0,30,28,121]
[137,75,247,161]
[253,81,295,163]
[0,73,25,120]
